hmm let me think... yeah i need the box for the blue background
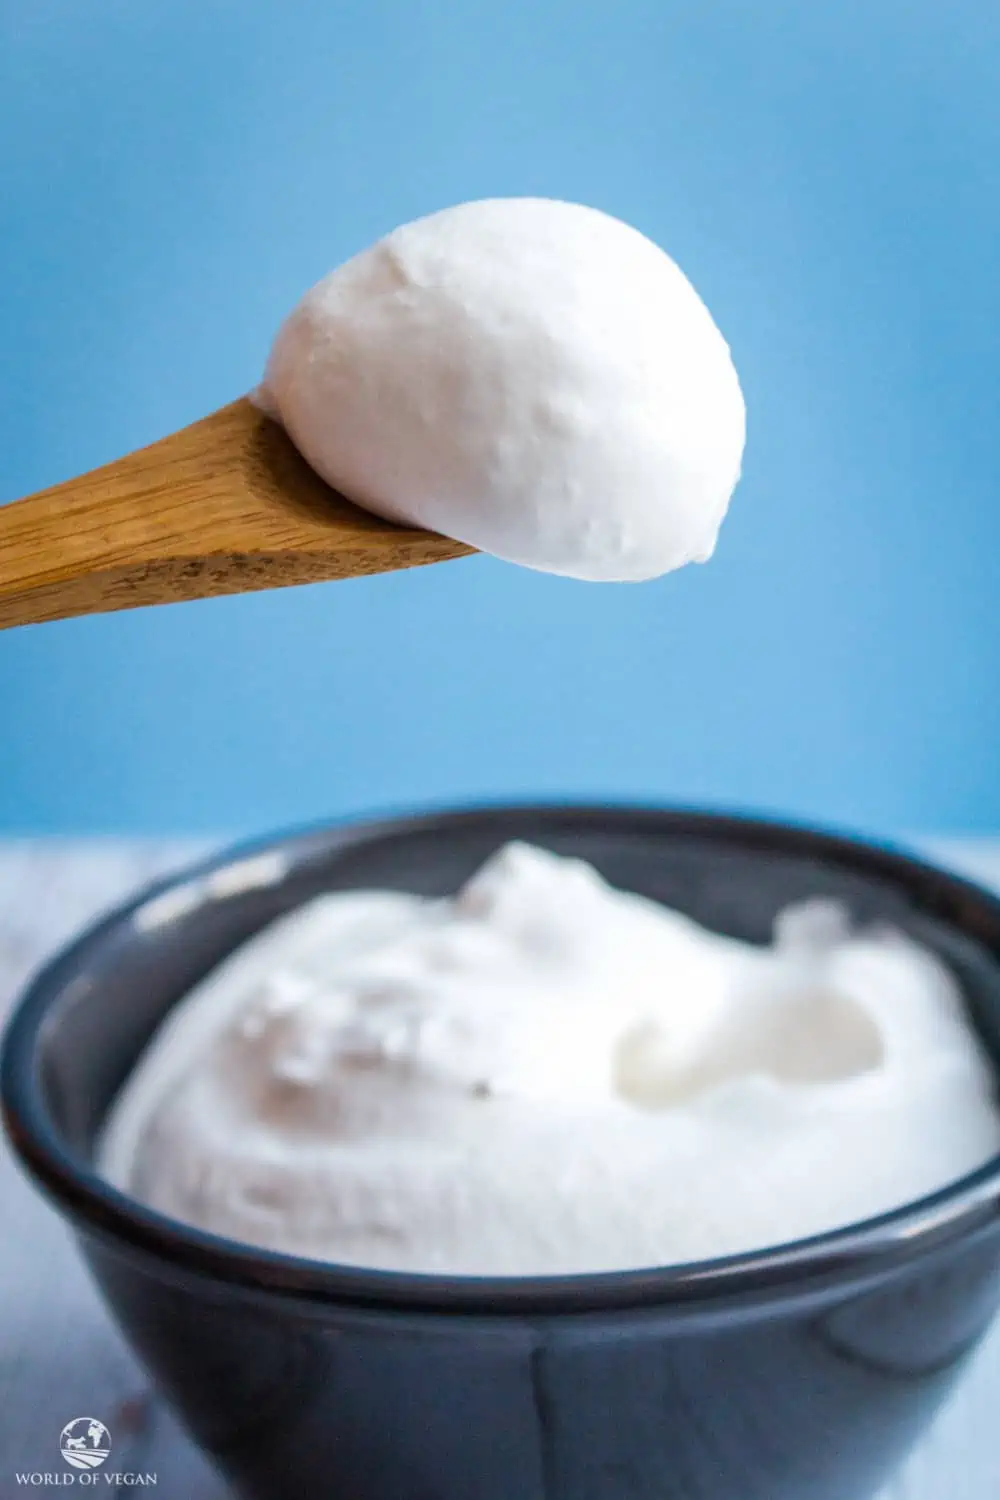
[1,0,998,835]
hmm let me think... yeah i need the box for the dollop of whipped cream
[99,843,1000,1275]
[255,198,745,582]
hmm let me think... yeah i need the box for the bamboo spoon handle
[0,397,472,630]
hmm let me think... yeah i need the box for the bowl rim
[5,799,1000,1317]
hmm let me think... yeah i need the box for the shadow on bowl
[5,803,1000,1500]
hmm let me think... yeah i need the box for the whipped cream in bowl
[98,834,1000,1277]
[8,805,1000,1500]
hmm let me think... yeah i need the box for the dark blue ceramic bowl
[5,804,1000,1500]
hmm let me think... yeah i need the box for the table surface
[2,837,1000,1499]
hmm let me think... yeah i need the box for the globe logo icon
[60,1417,112,1471]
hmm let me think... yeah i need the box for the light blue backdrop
[2,0,998,835]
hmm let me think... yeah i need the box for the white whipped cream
[99,843,1000,1275]
[256,198,745,582]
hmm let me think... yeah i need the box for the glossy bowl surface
[5,803,1000,1500]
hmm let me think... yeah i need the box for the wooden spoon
[0,397,473,630]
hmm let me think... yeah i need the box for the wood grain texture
[0,397,473,629]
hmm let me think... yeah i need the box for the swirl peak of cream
[99,843,1000,1275]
